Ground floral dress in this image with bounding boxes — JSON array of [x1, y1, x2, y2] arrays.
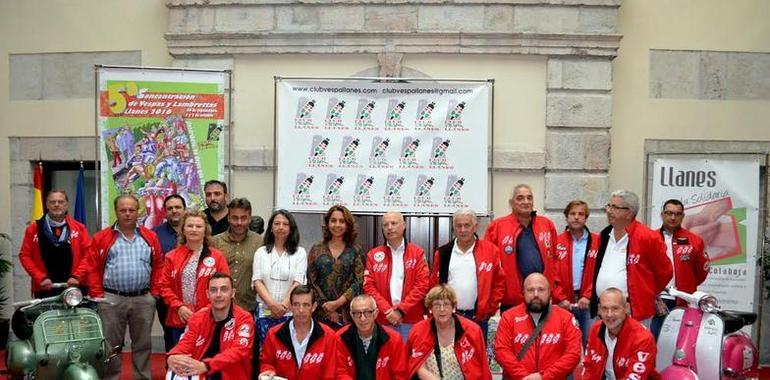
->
[[306, 242, 364, 327]]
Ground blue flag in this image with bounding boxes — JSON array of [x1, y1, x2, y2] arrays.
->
[[74, 165, 87, 224]]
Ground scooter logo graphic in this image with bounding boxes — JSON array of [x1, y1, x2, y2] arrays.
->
[[295, 97, 317, 129], [339, 136, 362, 168], [354, 99, 377, 130], [445, 100, 469, 131], [385, 100, 407, 130], [369, 136, 393, 168], [292, 173, 317, 205], [400, 137, 423, 169], [323, 173, 345, 205], [415, 100, 438, 131], [429, 138, 454, 169], [353, 175, 377, 206], [414, 175, 437, 207], [307, 135, 332, 167], [324, 98, 346, 129], [383, 175, 406, 207], [443, 175, 467, 207]]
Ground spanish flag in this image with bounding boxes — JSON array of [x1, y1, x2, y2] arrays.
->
[[31, 162, 44, 222]]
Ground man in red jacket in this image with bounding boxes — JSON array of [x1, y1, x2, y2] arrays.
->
[[650, 199, 710, 339], [494, 273, 582, 379], [432, 208, 505, 338], [334, 294, 407, 380], [260, 285, 336, 380], [89, 194, 163, 380], [590, 190, 672, 326], [582, 288, 659, 380], [363, 211, 429, 341], [554, 200, 600, 346], [484, 184, 562, 312], [19, 190, 92, 297], [167, 272, 254, 379]]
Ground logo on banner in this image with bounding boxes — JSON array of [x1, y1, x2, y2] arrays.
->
[[307, 135, 332, 167], [369, 136, 393, 168], [354, 99, 377, 130], [429, 138, 454, 169], [383, 175, 406, 207], [295, 97, 317, 129], [339, 136, 362, 167], [323, 174, 345, 205], [414, 175, 438, 207], [414, 100, 438, 131], [353, 175, 377, 206], [400, 137, 423, 168], [292, 173, 317, 205], [444, 100, 469, 131], [384, 100, 408, 130], [324, 98, 347, 129], [443, 175, 468, 207]]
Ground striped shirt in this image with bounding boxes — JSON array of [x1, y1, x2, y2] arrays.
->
[[103, 227, 152, 293]]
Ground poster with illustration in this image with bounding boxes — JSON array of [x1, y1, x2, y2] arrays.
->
[[97, 67, 229, 229], [650, 157, 759, 314]]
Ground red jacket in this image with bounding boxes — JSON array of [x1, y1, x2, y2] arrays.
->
[[19, 216, 92, 294], [167, 304, 254, 379], [484, 212, 564, 306], [591, 220, 673, 320], [431, 238, 505, 321], [260, 320, 336, 380], [657, 227, 709, 305], [89, 225, 163, 297], [553, 229, 600, 303], [406, 315, 491, 380], [334, 322, 407, 380], [582, 317, 660, 380], [363, 242, 429, 324], [494, 304, 582, 379], [160, 245, 230, 328]]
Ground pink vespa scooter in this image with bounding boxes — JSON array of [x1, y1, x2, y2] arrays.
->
[[657, 288, 759, 380]]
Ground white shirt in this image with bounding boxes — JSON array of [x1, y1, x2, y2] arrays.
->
[[252, 246, 308, 316], [604, 333, 618, 380], [596, 229, 629, 297], [289, 319, 314, 367], [448, 238, 477, 310], [661, 229, 676, 299], [388, 239, 406, 306]]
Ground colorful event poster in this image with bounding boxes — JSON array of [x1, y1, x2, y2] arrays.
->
[[97, 67, 229, 229], [275, 79, 491, 215], [650, 158, 760, 314]]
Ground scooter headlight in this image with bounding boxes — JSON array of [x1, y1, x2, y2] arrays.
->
[[699, 295, 718, 313], [63, 288, 83, 307]]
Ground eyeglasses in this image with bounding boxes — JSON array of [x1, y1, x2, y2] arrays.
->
[[351, 309, 376, 318], [605, 204, 630, 211], [431, 301, 453, 310], [662, 211, 684, 217]]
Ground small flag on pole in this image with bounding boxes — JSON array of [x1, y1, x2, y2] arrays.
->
[[74, 161, 87, 225], [31, 162, 44, 222]]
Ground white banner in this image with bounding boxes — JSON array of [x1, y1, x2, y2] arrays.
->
[[650, 157, 760, 314], [275, 79, 491, 215]]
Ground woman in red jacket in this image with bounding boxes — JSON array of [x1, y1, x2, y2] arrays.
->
[[406, 284, 492, 380], [160, 210, 230, 346]]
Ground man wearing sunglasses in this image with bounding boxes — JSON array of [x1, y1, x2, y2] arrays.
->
[[334, 294, 407, 380]]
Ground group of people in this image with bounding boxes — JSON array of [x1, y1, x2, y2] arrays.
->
[[18, 180, 710, 379]]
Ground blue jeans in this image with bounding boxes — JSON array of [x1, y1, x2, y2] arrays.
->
[[571, 306, 591, 348], [387, 323, 413, 342], [650, 298, 677, 341]]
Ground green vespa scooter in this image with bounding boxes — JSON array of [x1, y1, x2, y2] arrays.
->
[[3, 284, 118, 379]]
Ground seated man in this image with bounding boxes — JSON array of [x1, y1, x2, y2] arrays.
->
[[582, 288, 659, 380], [167, 272, 254, 379], [494, 273, 582, 379], [334, 294, 406, 380], [260, 285, 336, 380]]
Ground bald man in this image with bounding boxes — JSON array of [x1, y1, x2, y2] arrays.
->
[[363, 211, 430, 340], [494, 273, 582, 380], [582, 288, 659, 380]]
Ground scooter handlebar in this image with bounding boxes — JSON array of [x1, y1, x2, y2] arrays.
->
[[664, 288, 716, 309]]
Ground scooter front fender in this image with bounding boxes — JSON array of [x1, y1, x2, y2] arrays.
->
[[661, 365, 700, 380], [61, 362, 100, 380]]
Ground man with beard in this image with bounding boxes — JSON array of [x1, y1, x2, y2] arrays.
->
[[494, 273, 582, 380], [20, 190, 92, 297], [582, 288, 658, 380], [204, 180, 230, 235]]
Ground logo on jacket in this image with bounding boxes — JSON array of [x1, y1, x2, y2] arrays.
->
[[203, 257, 215, 267], [374, 251, 385, 262], [460, 348, 475, 364], [376, 356, 390, 369], [276, 350, 293, 361], [195, 335, 206, 347], [303, 353, 325, 365], [238, 324, 252, 337], [477, 261, 493, 273]]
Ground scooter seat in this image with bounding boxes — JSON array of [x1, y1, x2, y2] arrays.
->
[[719, 310, 757, 334]]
